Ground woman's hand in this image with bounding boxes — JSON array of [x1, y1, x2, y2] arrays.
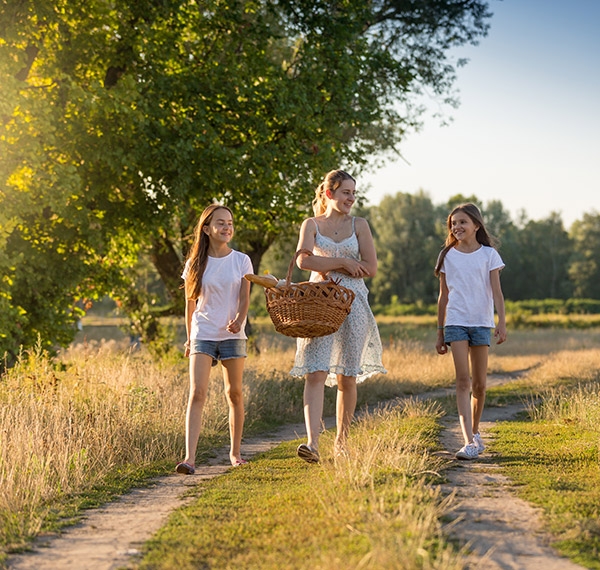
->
[[340, 258, 369, 278]]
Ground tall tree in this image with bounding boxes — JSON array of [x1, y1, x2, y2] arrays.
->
[[369, 191, 439, 305], [513, 213, 573, 300], [0, 0, 492, 352], [569, 212, 600, 299]]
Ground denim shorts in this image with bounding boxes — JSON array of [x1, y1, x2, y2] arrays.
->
[[189, 339, 247, 363], [444, 326, 492, 347]]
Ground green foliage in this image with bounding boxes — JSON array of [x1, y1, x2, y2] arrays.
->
[[505, 298, 600, 315], [368, 191, 440, 305], [0, 0, 492, 353], [569, 212, 600, 299], [372, 297, 437, 316]]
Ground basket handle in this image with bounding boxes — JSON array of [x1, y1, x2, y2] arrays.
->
[[287, 249, 313, 285]]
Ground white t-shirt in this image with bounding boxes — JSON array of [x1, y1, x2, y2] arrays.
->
[[440, 246, 505, 328], [181, 250, 253, 341]]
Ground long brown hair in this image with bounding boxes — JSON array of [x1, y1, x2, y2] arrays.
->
[[184, 204, 233, 300], [434, 203, 497, 276], [312, 169, 356, 216]]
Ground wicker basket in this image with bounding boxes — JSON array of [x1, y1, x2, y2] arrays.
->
[[264, 249, 355, 338]]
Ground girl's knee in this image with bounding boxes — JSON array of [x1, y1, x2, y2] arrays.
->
[[455, 375, 471, 391], [189, 388, 208, 405], [472, 384, 486, 399], [225, 387, 243, 406], [306, 372, 327, 387]]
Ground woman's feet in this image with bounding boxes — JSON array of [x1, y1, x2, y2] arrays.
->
[[175, 461, 195, 475], [231, 457, 248, 467]]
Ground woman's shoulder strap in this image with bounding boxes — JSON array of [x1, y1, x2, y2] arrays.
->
[[309, 217, 320, 235]]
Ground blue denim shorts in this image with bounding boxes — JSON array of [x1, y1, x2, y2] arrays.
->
[[444, 326, 492, 347], [189, 339, 247, 363]]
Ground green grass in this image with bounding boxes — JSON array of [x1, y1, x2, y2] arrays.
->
[[491, 420, 600, 568], [486, 369, 600, 569], [4, 325, 600, 568], [138, 402, 465, 570]]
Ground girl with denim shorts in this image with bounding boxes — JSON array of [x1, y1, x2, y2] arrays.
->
[[434, 203, 507, 460], [176, 205, 253, 474]]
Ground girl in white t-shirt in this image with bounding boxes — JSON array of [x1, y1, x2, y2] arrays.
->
[[434, 203, 507, 460], [176, 205, 253, 474]]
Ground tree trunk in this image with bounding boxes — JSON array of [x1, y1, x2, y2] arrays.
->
[[150, 235, 184, 305]]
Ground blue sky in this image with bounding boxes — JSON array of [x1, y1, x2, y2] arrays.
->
[[360, 0, 600, 229]]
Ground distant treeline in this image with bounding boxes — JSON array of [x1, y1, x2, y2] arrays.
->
[[259, 191, 600, 312], [369, 298, 600, 317]]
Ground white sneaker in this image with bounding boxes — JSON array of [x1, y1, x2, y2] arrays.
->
[[455, 442, 479, 460], [473, 432, 485, 453]]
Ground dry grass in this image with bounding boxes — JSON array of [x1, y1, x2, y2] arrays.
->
[[3, 325, 600, 559], [139, 398, 465, 570], [0, 341, 189, 551], [312, 399, 464, 570], [518, 348, 600, 431]]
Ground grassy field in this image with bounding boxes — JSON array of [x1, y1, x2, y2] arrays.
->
[[487, 349, 600, 569], [1, 320, 600, 567]]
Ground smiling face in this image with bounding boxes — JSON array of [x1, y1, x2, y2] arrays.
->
[[328, 178, 356, 214], [450, 209, 480, 244], [203, 207, 234, 244]]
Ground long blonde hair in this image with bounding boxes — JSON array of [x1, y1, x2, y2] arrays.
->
[[434, 203, 497, 276], [312, 170, 356, 216], [184, 204, 233, 299]]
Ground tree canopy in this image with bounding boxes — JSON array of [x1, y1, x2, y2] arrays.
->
[[1, 0, 494, 355]]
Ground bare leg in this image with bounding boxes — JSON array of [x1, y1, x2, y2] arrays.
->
[[450, 340, 473, 445], [335, 374, 357, 452], [183, 353, 213, 466], [470, 345, 489, 435], [303, 371, 327, 450], [221, 357, 246, 465]]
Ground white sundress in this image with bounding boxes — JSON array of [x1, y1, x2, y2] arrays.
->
[[289, 218, 387, 387]]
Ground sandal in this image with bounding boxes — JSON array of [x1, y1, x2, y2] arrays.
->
[[232, 458, 248, 467], [175, 462, 195, 475], [297, 444, 320, 464]]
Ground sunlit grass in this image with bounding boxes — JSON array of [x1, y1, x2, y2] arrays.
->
[[489, 348, 600, 569], [139, 400, 465, 570], [2, 323, 600, 565]]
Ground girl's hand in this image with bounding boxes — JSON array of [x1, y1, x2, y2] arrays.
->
[[494, 325, 507, 344], [435, 331, 448, 355], [227, 318, 242, 334]]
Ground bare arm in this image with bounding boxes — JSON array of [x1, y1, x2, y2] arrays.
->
[[227, 277, 251, 334], [184, 296, 196, 357], [355, 217, 377, 277], [490, 269, 507, 344], [436, 274, 449, 355], [295, 218, 370, 278]]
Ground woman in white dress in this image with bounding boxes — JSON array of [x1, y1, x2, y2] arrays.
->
[[290, 170, 386, 463]]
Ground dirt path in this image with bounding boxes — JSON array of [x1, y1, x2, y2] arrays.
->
[[6, 377, 586, 570], [408, 374, 586, 568], [438, 402, 585, 569], [6, 421, 313, 570]]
